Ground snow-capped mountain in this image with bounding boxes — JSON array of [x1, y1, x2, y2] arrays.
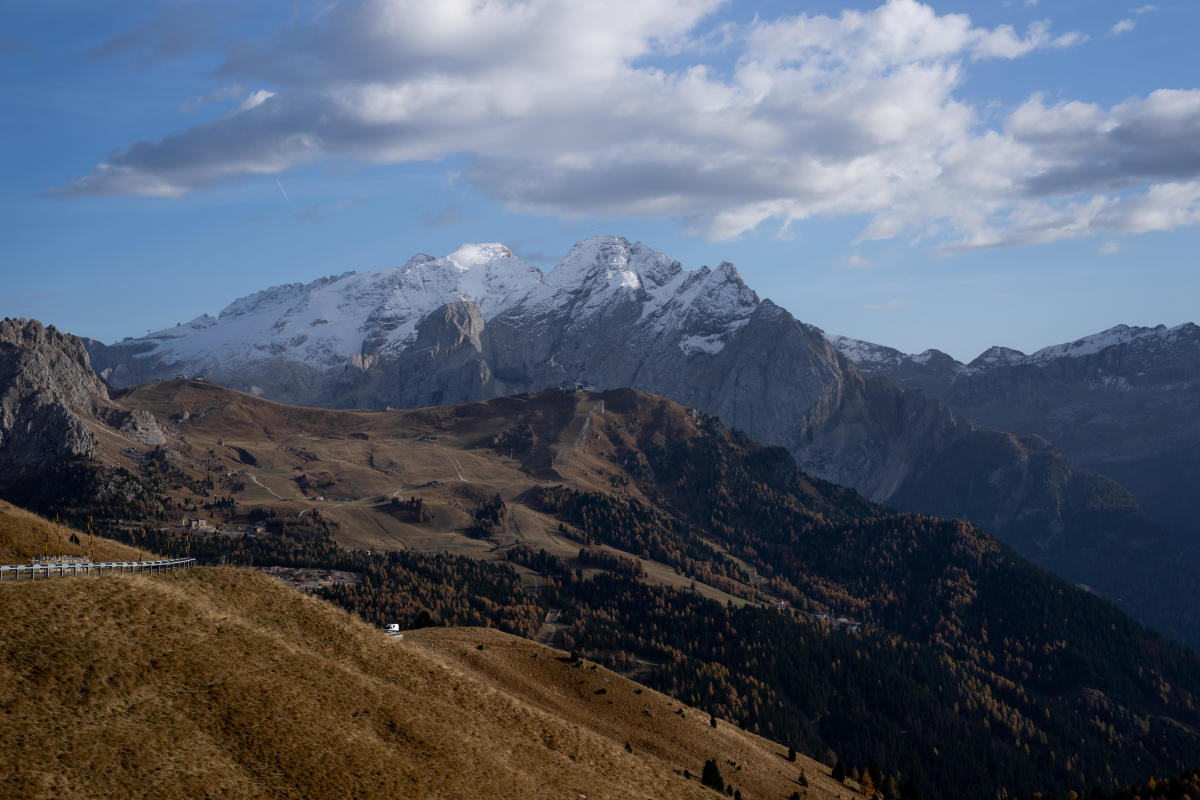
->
[[93, 237, 759, 389], [117, 243, 543, 374], [1027, 322, 1199, 361], [830, 322, 1199, 379], [828, 321, 1200, 542], [84, 235, 1189, 647]]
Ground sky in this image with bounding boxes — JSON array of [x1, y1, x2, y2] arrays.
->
[[2, 0, 1198, 361]]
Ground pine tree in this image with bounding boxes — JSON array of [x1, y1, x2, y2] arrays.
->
[[788, 745, 797, 762], [702, 758, 725, 792], [833, 760, 847, 784], [868, 761, 883, 790]]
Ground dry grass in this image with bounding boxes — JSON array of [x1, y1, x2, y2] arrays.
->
[[97, 380, 766, 604], [0, 565, 844, 800], [0, 499, 146, 564]]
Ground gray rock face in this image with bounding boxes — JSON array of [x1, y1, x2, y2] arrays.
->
[[109, 408, 166, 446], [340, 300, 497, 409], [0, 319, 171, 478], [0, 318, 109, 475]]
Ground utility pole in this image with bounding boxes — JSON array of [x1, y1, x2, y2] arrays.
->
[[88, 516, 94, 563]]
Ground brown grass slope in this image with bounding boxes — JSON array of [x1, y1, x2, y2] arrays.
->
[[0, 499, 144, 564], [0, 566, 840, 800], [98, 380, 762, 603]]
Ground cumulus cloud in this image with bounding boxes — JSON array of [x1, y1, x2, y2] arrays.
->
[[1009, 91, 1200, 195], [1110, 18, 1136, 35], [51, 0, 1200, 251]]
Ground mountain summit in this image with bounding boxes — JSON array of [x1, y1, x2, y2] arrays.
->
[[81, 238, 1185, 647]]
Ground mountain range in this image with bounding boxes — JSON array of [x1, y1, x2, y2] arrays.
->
[[828, 323, 1200, 538], [79, 236, 1196, 648], [3, 319, 1200, 800]]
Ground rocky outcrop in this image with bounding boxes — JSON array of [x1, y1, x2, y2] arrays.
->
[[0, 319, 170, 479], [339, 300, 497, 409], [0, 318, 110, 476]]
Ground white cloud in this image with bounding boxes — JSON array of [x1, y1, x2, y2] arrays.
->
[[1098, 240, 1121, 254], [1110, 18, 1136, 35], [53, 0, 1200, 253], [842, 254, 872, 268], [1133, 4, 1157, 14], [863, 299, 904, 310], [940, 182, 1200, 254], [237, 89, 275, 112]]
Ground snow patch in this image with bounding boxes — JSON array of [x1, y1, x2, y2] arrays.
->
[[679, 334, 726, 355], [1029, 323, 1184, 361]]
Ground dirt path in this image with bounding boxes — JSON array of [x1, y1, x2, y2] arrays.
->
[[247, 473, 292, 501], [409, 443, 470, 482]]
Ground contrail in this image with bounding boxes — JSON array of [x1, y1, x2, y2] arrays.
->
[[275, 178, 291, 204]]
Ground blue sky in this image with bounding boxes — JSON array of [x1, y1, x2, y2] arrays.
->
[[2, 0, 1198, 360]]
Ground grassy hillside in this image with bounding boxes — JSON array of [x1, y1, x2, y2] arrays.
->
[[4, 381, 1200, 800], [0, 566, 841, 800], [0, 499, 144, 563]]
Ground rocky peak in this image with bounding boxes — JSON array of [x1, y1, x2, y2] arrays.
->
[[546, 235, 682, 295], [443, 242, 516, 270], [1029, 321, 1199, 361], [0, 318, 113, 475], [0, 319, 169, 477], [965, 345, 1027, 372], [0, 317, 110, 411]]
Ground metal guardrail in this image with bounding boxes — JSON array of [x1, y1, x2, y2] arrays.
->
[[0, 558, 196, 580]]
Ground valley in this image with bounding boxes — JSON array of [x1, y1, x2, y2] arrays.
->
[[0, 510, 846, 800], [9, 4, 1199, 799], [4, 328, 1200, 800]]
